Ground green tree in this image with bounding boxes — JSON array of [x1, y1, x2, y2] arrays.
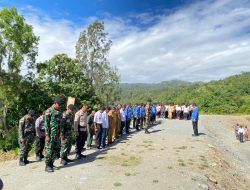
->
[[76, 21, 120, 105], [37, 54, 101, 109], [0, 7, 39, 130]]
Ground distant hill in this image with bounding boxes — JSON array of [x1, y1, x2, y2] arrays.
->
[[120, 72, 250, 114]]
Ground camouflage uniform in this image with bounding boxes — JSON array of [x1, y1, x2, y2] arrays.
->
[[60, 111, 73, 159], [18, 115, 35, 164], [44, 106, 62, 166], [145, 104, 152, 133]]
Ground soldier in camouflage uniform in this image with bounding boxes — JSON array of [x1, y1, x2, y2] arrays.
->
[[44, 97, 64, 173], [18, 110, 36, 166], [145, 102, 152, 134], [60, 104, 75, 166]]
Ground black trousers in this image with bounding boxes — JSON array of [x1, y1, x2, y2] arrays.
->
[[95, 124, 102, 148], [120, 121, 126, 135], [165, 111, 168, 119], [35, 136, 45, 156], [76, 130, 88, 155], [133, 117, 136, 128], [125, 119, 131, 134], [192, 121, 199, 136]]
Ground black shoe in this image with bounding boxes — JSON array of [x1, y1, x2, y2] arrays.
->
[[192, 134, 198, 137], [65, 157, 74, 163], [145, 129, 150, 134], [45, 165, 54, 173], [80, 153, 87, 158], [19, 158, 25, 166], [40, 154, 45, 159], [75, 154, 82, 159], [24, 157, 30, 164], [36, 155, 41, 161], [60, 159, 68, 166], [50, 163, 59, 170]]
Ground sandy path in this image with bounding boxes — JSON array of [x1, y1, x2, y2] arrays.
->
[[0, 116, 250, 190]]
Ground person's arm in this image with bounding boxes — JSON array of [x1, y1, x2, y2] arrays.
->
[[18, 118, 25, 142], [94, 112, 97, 130], [74, 112, 79, 132], [61, 113, 66, 138], [35, 118, 41, 138]]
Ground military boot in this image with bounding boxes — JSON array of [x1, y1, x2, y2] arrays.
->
[[45, 164, 54, 173], [145, 129, 150, 134], [50, 162, 59, 170], [24, 156, 30, 164], [60, 158, 68, 166], [19, 158, 25, 166], [40, 153, 45, 159], [65, 157, 74, 163]]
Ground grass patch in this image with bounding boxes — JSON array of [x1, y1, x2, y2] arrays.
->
[[223, 159, 230, 167], [153, 180, 159, 183], [107, 154, 142, 167], [174, 146, 188, 150], [168, 166, 173, 169], [113, 182, 122, 187], [0, 149, 19, 162], [178, 159, 186, 167], [148, 148, 155, 150], [31, 165, 38, 169], [125, 172, 131, 176], [179, 162, 186, 166]]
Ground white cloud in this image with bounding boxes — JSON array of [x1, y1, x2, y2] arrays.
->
[[20, 0, 250, 82]]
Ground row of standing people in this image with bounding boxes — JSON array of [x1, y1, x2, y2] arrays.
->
[[155, 103, 195, 120], [18, 98, 155, 173]]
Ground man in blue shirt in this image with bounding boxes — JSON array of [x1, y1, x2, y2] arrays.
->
[[125, 104, 132, 134], [132, 104, 138, 129], [151, 105, 157, 124], [191, 103, 199, 136]]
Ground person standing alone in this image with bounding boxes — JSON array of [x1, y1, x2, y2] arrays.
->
[[191, 103, 199, 136]]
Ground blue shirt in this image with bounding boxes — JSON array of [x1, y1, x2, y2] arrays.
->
[[191, 107, 199, 121], [133, 106, 139, 118], [140, 107, 145, 117], [151, 106, 157, 115], [125, 107, 132, 119]]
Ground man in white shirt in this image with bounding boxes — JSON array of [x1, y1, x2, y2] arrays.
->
[[238, 125, 245, 143], [183, 105, 190, 121], [74, 104, 88, 159], [120, 105, 126, 136], [94, 107, 105, 149], [101, 107, 110, 148]]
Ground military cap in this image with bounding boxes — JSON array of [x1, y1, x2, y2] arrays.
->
[[28, 110, 35, 116], [54, 97, 64, 105]]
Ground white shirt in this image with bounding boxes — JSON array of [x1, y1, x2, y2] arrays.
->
[[238, 128, 245, 134], [184, 107, 189, 113], [156, 106, 161, 112], [94, 111, 103, 124], [164, 105, 168, 111], [176, 106, 181, 111], [102, 111, 109, 128], [120, 108, 126, 122]]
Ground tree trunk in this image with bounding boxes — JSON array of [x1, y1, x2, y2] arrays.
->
[[3, 105, 8, 131]]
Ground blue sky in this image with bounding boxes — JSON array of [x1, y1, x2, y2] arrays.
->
[[1, 0, 189, 22], [1, 0, 250, 83]]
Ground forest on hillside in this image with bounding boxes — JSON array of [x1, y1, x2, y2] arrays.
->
[[121, 72, 250, 114]]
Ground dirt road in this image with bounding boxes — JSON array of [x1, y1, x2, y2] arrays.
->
[[0, 115, 250, 190]]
